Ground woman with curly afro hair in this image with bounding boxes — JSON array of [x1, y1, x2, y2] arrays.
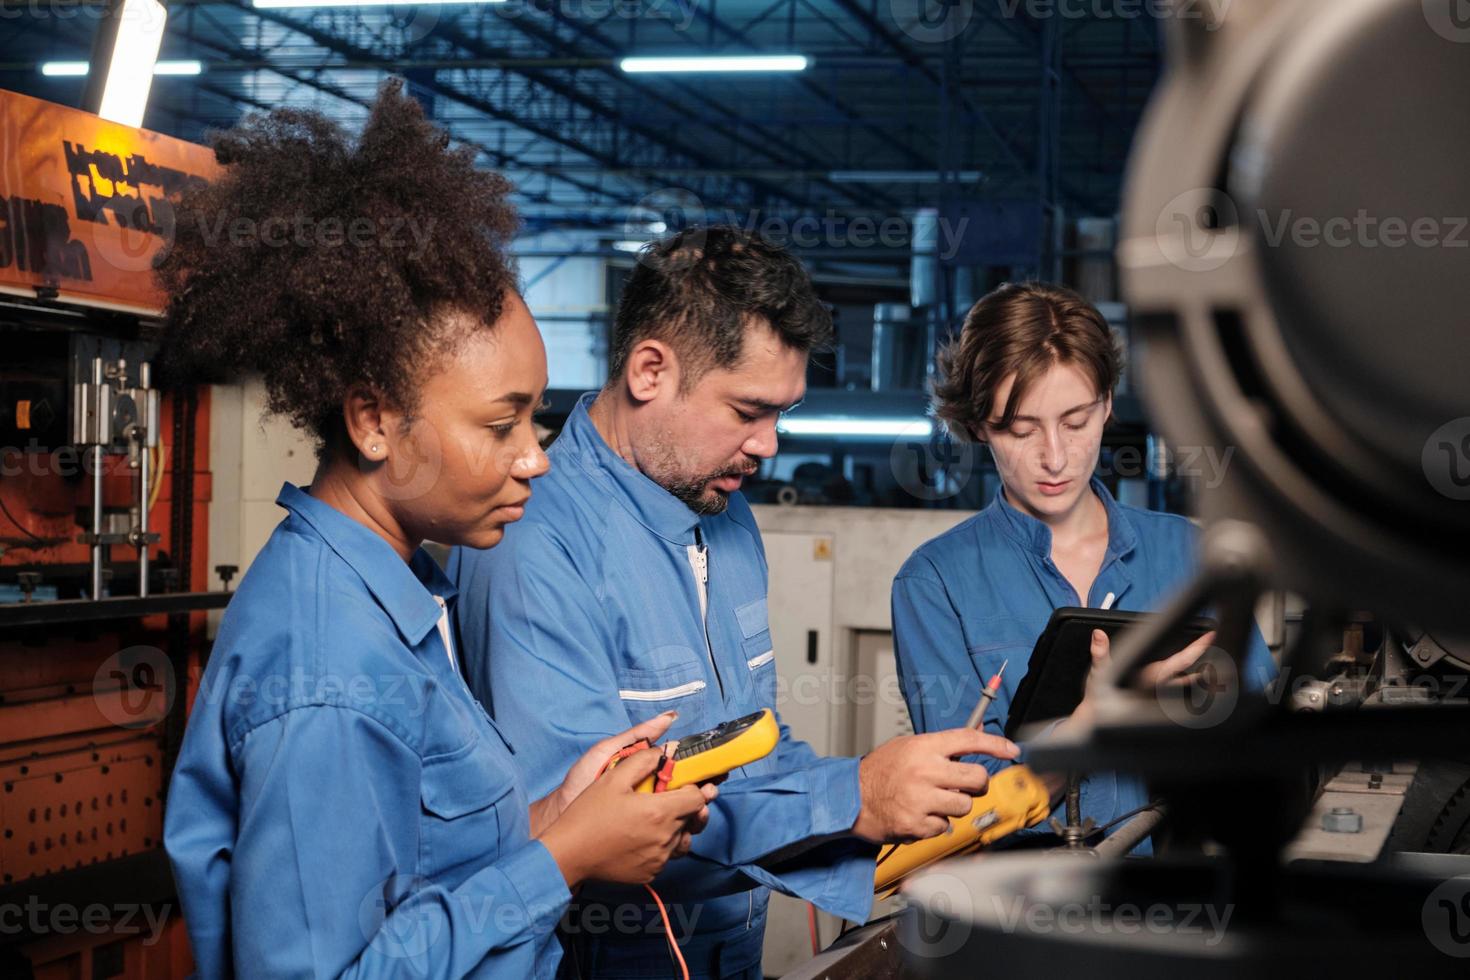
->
[[161, 79, 715, 978]]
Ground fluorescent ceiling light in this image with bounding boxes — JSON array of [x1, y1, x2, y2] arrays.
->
[[777, 418, 932, 438], [828, 170, 984, 184], [254, 0, 505, 7], [95, 0, 168, 128], [611, 240, 646, 253], [153, 60, 204, 75], [43, 59, 202, 78], [619, 55, 809, 74]]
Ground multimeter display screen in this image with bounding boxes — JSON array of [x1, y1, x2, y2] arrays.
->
[[672, 710, 768, 760]]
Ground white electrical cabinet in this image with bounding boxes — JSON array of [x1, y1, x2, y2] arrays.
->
[[751, 505, 976, 977], [760, 530, 839, 756]]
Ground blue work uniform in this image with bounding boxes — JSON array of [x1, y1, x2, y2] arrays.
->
[[449, 394, 874, 980], [891, 476, 1278, 853], [165, 483, 570, 979]]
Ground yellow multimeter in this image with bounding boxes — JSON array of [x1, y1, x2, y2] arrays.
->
[[872, 764, 1051, 897], [613, 709, 781, 794]]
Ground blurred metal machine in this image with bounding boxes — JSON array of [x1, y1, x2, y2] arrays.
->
[[0, 89, 227, 978], [891, 1, 1470, 977]]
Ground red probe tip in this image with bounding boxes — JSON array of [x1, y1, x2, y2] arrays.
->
[[986, 659, 1008, 691]]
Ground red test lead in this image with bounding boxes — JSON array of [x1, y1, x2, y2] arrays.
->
[[964, 659, 1008, 730]]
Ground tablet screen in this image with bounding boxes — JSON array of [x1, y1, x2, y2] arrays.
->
[[1003, 607, 1218, 740]]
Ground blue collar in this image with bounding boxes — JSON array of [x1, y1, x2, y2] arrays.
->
[[555, 392, 701, 544], [986, 475, 1139, 562], [275, 482, 455, 646]]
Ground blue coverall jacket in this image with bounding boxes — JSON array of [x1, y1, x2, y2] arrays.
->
[[166, 484, 570, 978], [891, 476, 1277, 852], [450, 394, 876, 980]]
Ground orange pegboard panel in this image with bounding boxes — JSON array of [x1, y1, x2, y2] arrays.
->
[[0, 736, 164, 885]]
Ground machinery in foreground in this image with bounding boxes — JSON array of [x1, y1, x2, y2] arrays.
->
[[792, 1, 1470, 975]]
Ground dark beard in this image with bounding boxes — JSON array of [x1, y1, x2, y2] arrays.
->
[[662, 474, 734, 515], [657, 460, 757, 515]]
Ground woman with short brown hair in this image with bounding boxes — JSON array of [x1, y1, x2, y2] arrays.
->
[[891, 281, 1275, 853]]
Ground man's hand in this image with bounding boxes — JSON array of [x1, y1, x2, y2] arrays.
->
[[851, 729, 1020, 843]]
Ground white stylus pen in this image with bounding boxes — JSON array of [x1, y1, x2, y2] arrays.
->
[[1100, 591, 1116, 610]]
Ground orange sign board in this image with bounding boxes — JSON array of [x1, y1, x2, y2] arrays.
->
[[0, 87, 219, 316]]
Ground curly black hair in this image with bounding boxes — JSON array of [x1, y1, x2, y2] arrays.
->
[[155, 78, 518, 454]]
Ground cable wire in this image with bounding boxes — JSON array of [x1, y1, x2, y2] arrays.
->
[[0, 487, 47, 546], [1089, 799, 1165, 838]]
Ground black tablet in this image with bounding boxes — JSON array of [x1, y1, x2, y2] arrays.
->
[[1002, 606, 1218, 740]]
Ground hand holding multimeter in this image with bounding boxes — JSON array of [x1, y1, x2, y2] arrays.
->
[[537, 711, 720, 887], [606, 708, 781, 792], [870, 667, 1050, 895], [542, 748, 712, 884], [592, 709, 781, 980]]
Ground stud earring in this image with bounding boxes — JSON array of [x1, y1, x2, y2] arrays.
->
[[370, 444, 380, 453]]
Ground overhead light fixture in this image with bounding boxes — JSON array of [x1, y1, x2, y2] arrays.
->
[[828, 170, 984, 184], [254, 0, 505, 7], [40, 62, 92, 77], [619, 55, 809, 74], [43, 59, 202, 77], [776, 418, 933, 438], [80, 0, 169, 128], [153, 60, 204, 75], [611, 240, 647, 253]]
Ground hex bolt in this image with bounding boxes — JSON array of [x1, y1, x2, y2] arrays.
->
[[17, 572, 41, 603], [1322, 806, 1362, 833]]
